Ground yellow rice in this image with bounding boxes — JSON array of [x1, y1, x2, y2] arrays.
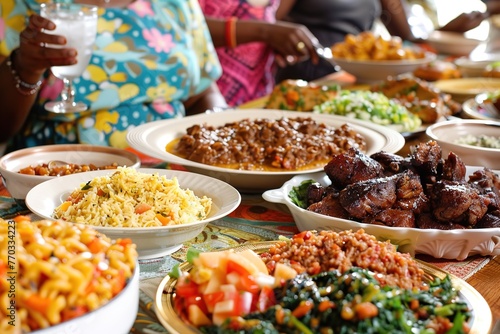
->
[[53, 167, 212, 227]]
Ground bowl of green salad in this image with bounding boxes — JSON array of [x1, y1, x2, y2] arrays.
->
[[426, 119, 500, 169]]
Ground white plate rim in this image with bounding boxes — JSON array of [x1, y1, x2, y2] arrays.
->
[[462, 98, 500, 121], [332, 52, 436, 66], [434, 78, 500, 95], [126, 109, 405, 176]]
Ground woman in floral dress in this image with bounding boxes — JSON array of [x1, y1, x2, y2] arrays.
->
[[0, 0, 227, 153]]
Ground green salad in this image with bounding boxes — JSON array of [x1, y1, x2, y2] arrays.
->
[[314, 90, 422, 132]]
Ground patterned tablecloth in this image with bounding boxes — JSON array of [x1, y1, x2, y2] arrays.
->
[[0, 171, 493, 334]]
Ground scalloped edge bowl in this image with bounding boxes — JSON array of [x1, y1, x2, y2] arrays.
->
[[262, 169, 500, 260]]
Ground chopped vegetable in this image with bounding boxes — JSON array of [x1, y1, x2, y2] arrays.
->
[[314, 90, 422, 131], [288, 179, 316, 209]]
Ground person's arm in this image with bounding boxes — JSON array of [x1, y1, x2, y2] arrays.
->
[[379, 0, 418, 42], [183, 83, 228, 116], [438, 11, 488, 33], [276, 0, 297, 20], [486, 0, 500, 15], [204, 17, 320, 66], [0, 15, 78, 143]]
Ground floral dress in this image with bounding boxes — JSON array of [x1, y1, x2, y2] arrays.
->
[[0, 0, 222, 152], [198, 0, 279, 107]]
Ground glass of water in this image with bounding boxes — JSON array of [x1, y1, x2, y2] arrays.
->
[[40, 3, 98, 114]]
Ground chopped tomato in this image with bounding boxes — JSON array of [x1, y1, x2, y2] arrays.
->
[[185, 295, 209, 315], [227, 260, 251, 277], [256, 285, 276, 312], [96, 188, 105, 196], [176, 276, 200, 298], [239, 274, 260, 294], [203, 291, 225, 312]]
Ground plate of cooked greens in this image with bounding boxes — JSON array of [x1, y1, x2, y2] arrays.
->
[[155, 240, 492, 334]]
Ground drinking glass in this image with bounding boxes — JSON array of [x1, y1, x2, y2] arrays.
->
[[40, 3, 98, 114]]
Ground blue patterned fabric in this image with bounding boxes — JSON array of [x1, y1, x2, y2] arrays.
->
[[0, 0, 222, 151]]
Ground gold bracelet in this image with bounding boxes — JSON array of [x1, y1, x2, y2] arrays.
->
[[5, 51, 42, 96]]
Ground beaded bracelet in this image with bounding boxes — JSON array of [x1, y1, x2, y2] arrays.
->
[[225, 17, 237, 48], [6, 52, 42, 96]]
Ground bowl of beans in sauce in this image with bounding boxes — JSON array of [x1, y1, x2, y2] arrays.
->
[[0, 144, 140, 205]]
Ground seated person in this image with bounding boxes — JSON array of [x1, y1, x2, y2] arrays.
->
[[0, 0, 227, 154]]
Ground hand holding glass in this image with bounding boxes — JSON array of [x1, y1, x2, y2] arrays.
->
[[40, 3, 98, 114]]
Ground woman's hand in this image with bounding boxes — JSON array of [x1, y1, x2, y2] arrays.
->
[[16, 14, 78, 81], [439, 11, 488, 33], [261, 21, 321, 67]]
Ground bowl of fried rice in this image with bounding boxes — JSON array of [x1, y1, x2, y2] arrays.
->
[[25, 167, 241, 259]]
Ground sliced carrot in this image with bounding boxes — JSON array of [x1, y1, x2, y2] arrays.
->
[[156, 213, 172, 226], [0, 260, 7, 276], [134, 203, 152, 214], [58, 201, 72, 212], [13, 215, 31, 223], [61, 306, 88, 321], [117, 238, 133, 247], [24, 294, 51, 315], [87, 237, 104, 254], [111, 269, 126, 296], [292, 300, 314, 318]]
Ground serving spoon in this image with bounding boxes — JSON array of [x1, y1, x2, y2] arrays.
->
[[315, 45, 342, 72], [47, 160, 71, 169]]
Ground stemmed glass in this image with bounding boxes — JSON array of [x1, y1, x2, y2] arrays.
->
[[40, 3, 98, 114]]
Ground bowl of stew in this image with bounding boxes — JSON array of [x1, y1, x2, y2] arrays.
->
[[0, 144, 140, 204]]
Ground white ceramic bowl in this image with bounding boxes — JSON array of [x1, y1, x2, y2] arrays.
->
[[426, 31, 482, 56], [126, 109, 405, 193], [25, 168, 241, 259], [262, 169, 500, 260], [0, 144, 141, 203], [425, 119, 500, 169], [35, 265, 139, 334], [454, 58, 497, 77], [332, 52, 436, 84]]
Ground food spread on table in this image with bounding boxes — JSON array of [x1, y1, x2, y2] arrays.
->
[[2, 25, 500, 334], [170, 230, 471, 333]]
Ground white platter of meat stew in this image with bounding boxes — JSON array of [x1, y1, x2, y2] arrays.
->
[[263, 143, 500, 260], [126, 109, 404, 192]]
